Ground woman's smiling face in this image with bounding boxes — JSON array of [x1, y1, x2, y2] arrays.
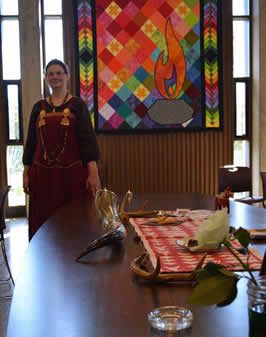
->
[[45, 64, 69, 90]]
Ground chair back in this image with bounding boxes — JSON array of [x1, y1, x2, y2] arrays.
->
[[260, 172, 266, 206], [218, 166, 252, 193], [0, 186, 11, 235]]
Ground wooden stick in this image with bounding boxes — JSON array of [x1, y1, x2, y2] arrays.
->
[[130, 253, 207, 282]]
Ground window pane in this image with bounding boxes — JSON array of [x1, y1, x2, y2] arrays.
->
[[6, 145, 25, 207], [7, 84, 20, 140], [1, 19, 21, 79], [233, 20, 250, 77], [235, 82, 246, 136], [43, 0, 62, 15], [0, 0, 18, 15], [233, 140, 250, 166], [44, 19, 64, 64], [232, 0, 249, 16]]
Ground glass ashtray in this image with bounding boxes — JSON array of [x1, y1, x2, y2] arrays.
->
[[147, 306, 193, 332]]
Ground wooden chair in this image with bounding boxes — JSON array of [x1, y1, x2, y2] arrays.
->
[[0, 185, 15, 297], [260, 171, 266, 208], [218, 166, 264, 205]]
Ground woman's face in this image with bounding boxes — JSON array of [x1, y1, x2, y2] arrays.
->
[[45, 64, 69, 90]]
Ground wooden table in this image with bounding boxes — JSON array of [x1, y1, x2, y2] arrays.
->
[[7, 193, 266, 337]]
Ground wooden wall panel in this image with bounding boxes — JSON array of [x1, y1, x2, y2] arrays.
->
[[97, 129, 233, 195], [93, 4, 234, 196]]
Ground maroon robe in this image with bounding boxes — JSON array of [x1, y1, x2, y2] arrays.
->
[[28, 107, 88, 239]]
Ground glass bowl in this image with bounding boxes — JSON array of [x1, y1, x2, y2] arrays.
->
[[147, 306, 193, 332]]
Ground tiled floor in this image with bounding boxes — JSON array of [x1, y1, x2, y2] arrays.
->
[[0, 218, 28, 337]]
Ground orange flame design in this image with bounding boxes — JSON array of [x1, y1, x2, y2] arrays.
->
[[154, 19, 186, 99]]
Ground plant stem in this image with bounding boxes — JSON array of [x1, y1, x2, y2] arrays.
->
[[223, 240, 258, 285]]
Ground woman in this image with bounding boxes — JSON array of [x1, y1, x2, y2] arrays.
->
[[23, 59, 100, 239]]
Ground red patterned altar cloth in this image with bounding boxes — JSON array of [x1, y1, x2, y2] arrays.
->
[[130, 209, 262, 274]]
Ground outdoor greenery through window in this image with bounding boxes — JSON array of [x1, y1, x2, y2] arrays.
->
[[6, 146, 24, 206]]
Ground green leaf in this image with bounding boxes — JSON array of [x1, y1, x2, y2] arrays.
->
[[204, 262, 226, 274], [218, 268, 238, 279], [194, 263, 231, 281], [229, 226, 235, 234], [234, 227, 250, 248], [187, 274, 237, 306], [194, 268, 212, 280], [217, 279, 239, 307]]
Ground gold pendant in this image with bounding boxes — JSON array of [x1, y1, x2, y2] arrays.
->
[[40, 110, 46, 118], [38, 109, 47, 128], [44, 151, 47, 160], [38, 118, 46, 128], [60, 108, 71, 126], [63, 108, 70, 116], [61, 117, 70, 126]]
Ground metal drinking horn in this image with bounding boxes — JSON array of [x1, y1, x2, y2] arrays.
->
[[76, 189, 127, 261]]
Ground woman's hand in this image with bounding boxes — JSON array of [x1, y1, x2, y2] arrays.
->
[[86, 161, 101, 197], [86, 174, 101, 197], [23, 166, 31, 194]]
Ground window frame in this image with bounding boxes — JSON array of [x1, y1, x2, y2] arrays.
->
[[0, 4, 25, 214], [39, 0, 64, 96], [232, 0, 252, 164], [3, 80, 23, 144], [233, 77, 250, 139]]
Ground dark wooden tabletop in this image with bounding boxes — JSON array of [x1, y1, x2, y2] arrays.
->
[[7, 193, 266, 337]]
